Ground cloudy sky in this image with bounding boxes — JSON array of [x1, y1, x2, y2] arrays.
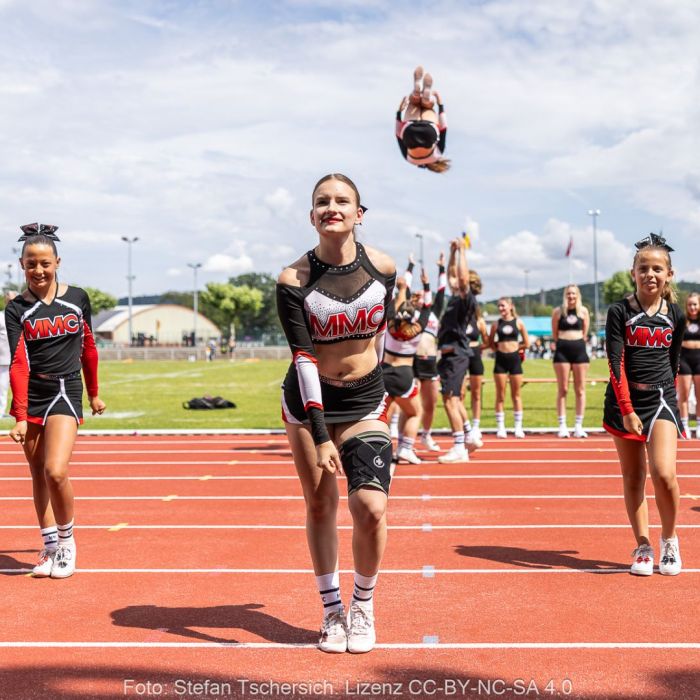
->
[[1, 0, 698, 301]]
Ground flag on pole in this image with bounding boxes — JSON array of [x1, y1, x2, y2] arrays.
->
[[565, 235, 573, 258], [461, 231, 471, 249]]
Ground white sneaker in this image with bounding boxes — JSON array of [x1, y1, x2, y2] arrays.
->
[[573, 427, 588, 438], [347, 602, 376, 654], [465, 434, 483, 452], [438, 446, 469, 463], [496, 428, 507, 439], [32, 548, 56, 577], [420, 434, 441, 452], [659, 538, 682, 576], [50, 543, 76, 579], [319, 610, 347, 653], [397, 447, 422, 465], [630, 544, 654, 576], [470, 427, 482, 442], [557, 427, 570, 438], [514, 428, 525, 439]]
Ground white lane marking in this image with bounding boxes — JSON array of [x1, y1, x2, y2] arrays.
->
[[1, 642, 700, 649], [1, 524, 699, 530], [4, 567, 700, 574]]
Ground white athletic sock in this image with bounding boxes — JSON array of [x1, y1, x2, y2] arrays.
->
[[40, 525, 58, 552], [463, 420, 472, 434], [390, 413, 399, 430], [452, 431, 465, 447], [57, 520, 74, 547], [681, 417, 689, 435], [399, 436, 415, 452], [472, 419, 480, 429], [514, 411, 523, 430], [316, 571, 343, 616], [352, 572, 378, 610], [558, 415, 567, 427], [495, 412, 505, 430]]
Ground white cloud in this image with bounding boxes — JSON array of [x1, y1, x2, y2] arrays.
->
[[204, 253, 254, 275], [264, 187, 295, 215], [166, 268, 182, 277]]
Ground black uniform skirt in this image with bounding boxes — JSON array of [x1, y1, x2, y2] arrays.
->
[[27, 373, 84, 426], [603, 382, 684, 442], [413, 355, 439, 381], [553, 339, 590, 364], [281, 364, 388, 426], [381, 363, 418, 399]]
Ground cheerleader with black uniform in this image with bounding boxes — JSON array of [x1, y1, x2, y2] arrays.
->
[[462, 272, 487, 443], [276, 174, 395, 653], [5, 224, 105, 579], [551, 285, 591, 438], [604, 234, 685, 576], [488, 297, 529, 438], [677, 292, 700, 439]]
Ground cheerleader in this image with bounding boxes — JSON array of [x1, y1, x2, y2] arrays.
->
[[5, 224, 105, 579], [603, 234, 685, 576], [488, 298, 529, 438], [277, 174, 395, 653], [551, 285, 591, 438], [678, 292, 700, 439]]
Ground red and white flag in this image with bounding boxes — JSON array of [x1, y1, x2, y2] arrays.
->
[[565, 236, 573, 257]]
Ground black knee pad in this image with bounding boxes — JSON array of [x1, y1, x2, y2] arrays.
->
[[339, 431, 393, 496]]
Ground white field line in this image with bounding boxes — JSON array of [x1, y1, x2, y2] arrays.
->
[[7, 460, 700, 467], [1, 641, 699, 649], [2, 474, 700, 482], [2, 567, 700, 574], [1, 523, 699, 530], [2, 494, 700, 501]]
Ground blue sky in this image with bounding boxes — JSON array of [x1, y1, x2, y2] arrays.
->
[[1, 0, 698, 300]]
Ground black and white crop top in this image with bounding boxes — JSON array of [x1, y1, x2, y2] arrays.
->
[[683, 316, 700, 342], [558, 308, 584, 332], [495, 317, 519, 343], [276, 242, 396, 445]]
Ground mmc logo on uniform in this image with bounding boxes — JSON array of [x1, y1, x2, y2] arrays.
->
[[25, 314, 81, 340], [625, 325, 673, 348], [310, 304, 384, 339]]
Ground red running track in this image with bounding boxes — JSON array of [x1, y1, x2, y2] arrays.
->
[[1, 433, 699, 699]]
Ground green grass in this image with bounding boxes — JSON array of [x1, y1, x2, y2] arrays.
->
[[0, 358, 610, 430]]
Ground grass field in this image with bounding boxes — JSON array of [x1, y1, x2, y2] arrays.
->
[[1, 358, 611, 431]]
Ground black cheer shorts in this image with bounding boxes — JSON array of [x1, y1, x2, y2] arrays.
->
[[27, 374, 84, 426], [438, 353, 470, 397], [413, 355, 439, 381], [281, 364, 388, 426], [553, 339, 590, 364], [468, 348, 484, 377], [679, 348, 700, 376], [493, 351, 523, 375], [402, 120, 439, 149], [381, 363, 418, 399], [603, 383, 684, 442]]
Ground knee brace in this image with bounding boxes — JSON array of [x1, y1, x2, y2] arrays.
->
[[339, 431, 393, 496]]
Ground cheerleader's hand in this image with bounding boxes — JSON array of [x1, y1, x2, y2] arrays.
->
[[316, 441, 344, 476], [90, 396, 107, 415], [9, 420, 27, 445], [623, 412, 643, 437]]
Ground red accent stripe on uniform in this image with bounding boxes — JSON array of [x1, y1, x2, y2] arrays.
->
[[603, 422, 646, 442], [81, 319, 99, 397], [608, 351, 633, 416], [293, 350, 317, 364], [9, 334, 29, 421], [304, 401, 324, 412]]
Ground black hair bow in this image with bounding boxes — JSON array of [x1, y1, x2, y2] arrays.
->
[[634, 232, 673, 252]]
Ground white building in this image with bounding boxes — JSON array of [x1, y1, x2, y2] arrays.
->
[[93, 304, 220, 345]]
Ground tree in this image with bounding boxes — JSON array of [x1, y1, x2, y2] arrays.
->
[[602, 271, 635, 305], [84, 287, 118, 315], [199, 283, 263, 338], [229, 273, 281, 337]]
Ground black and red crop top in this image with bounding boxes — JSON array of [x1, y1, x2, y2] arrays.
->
[[276, 242, 396, 444], [558, 308, 584, 332], [4, 286, 99, 421]]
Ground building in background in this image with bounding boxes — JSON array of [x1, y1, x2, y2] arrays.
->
[[93, 304, 220, 346]]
